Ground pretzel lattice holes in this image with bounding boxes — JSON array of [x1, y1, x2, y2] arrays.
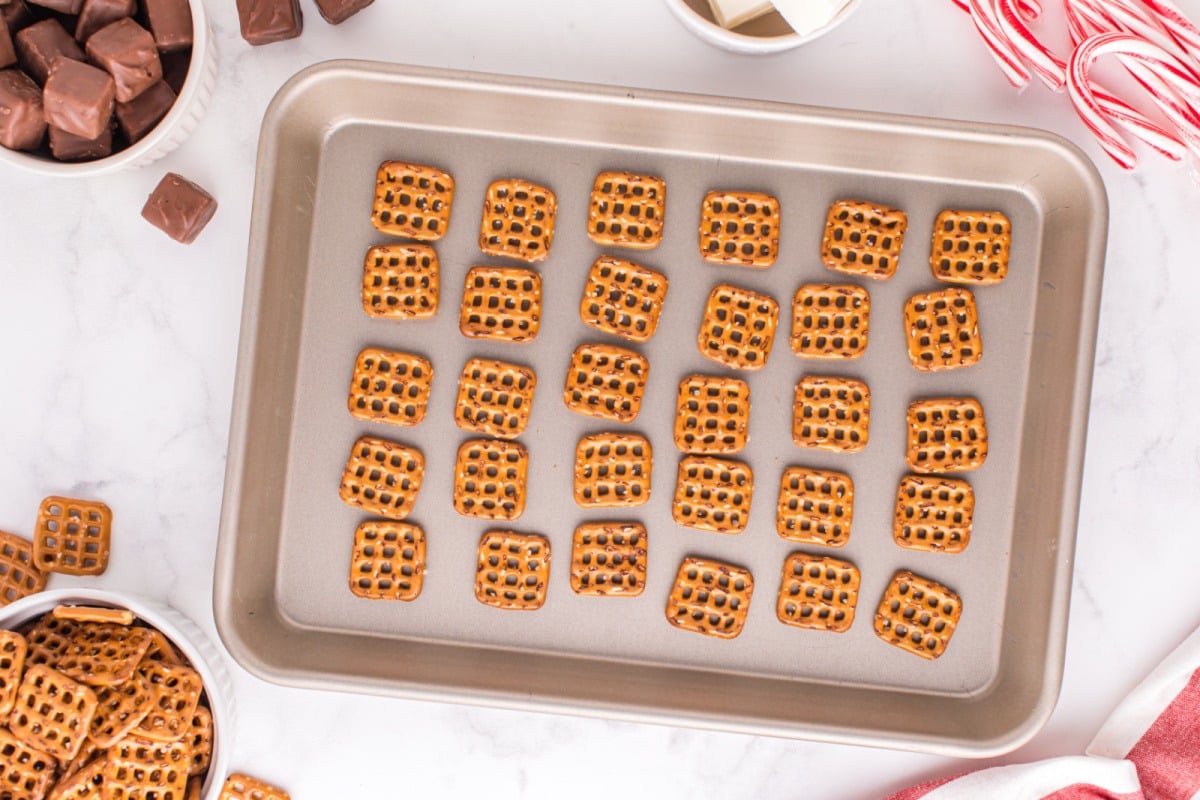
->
[[588, 171, 666, 249], [791, 283, 870, 359], [338, 436, 425, 520], [453, 439, 529, 521], [562, 344, 649, 423], [371, 161, 455, 241], [820, 199, 907, 280], [903, 287, 982, 372], [696, 283, 780, 371], [578, 255, 668, 342], [874, 570, 963, 660], [931, 209, 1011, 284], [574, 433, 652, 508], [671, 456, 754, 535], [792, 376, 871, 454], [361, 243, 439, 319], [454, 357, 537, 439], [665, 557, 755, 639], [570, 522, 647, 597], [894, 475, 975, 553], [349, 520, 426, 601], [775, 467, 854, 547], [479, 178, 557, 262], [459, 266, 542, 343], [905, 397, 989, 473], [474, 531, 551, 610], [698, 190, 780, 267], [347, 347, 433, 427], [776, 553, 860, 633], [673, 375, 750, 455]]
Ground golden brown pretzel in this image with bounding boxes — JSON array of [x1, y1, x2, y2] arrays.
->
[[777, 553, 860, 633], [775, 466, 854, 547], [347, 347, 433, 427], [371, 161, 455, 240], [562, 343, 649, 423], [698, 190, 780, 267], [573, 433, 652, 508], [792, 376, 871, 453], [671, 455, 754, 535], [569, 522, 647, 597], [790, 283, 870, 359], [673, 375, 750, 455], [348, 520, 426, 601], [588, 171, 666, 249], [361, 243, 439, 319], [874, 570, 963, 660], [930, 209, 1011, 284], [578, 255, 668, 342], [697, 283, 780, 370], [903, 287, 982, 371], [479, 178, 557, 262], [665, 557, 755, 639], [459, 265, 542, 343], [452, 439, 528, 521], [820, 199, 907, 280], [474, 530, 551, 610]]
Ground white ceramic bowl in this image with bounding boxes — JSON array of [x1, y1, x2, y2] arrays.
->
[[663, 0, 863, 54], [0, 0, 217, 177], [0, 588, 234, 799]]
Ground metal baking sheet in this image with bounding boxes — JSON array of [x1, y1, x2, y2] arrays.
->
[[215, 61, 1106, 756]]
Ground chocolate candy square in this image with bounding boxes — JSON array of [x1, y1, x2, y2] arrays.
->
[[75, 0, 134, 43], [29, 0, 84, 15], [159, 47, 187, 92], [0, 68, 45, 149], [0, 14, 16, 69], [85, 18, 160, 102], [236, 0, 302, 45], [114, 77, 171, 140], [314, 0, 372, 24], [15, 18, 83, 83], [43, 57, 113, 139], [142, 172, 217, 244], [142, 0, 192, 51], [2, 3, 36, 35], [48, 120, 111, 159]]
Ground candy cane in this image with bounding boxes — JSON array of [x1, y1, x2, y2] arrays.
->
[[1072, 0, 1200, 75], [996, 0, 1067, 89], [968, 0, 1036, 85]]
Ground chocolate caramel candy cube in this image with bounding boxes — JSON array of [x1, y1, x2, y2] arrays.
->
[[0, 13, 16, 69], [160, 47, 188, 92], [0, 68, 45, 149], [15, 18, 83, 84], [236, 0, 302, 45], [43, 57, 114, 139], [85, 18, 160, 102], [142, 0, 192, 51], [75, 0, 135, 44], [114, 77, 172, 141], [314, 0, 372, 24], [28, 0, 84, 15], [48, 120, 111, 159], [142, 172, 217, 244], [1, 3, 36, 36]]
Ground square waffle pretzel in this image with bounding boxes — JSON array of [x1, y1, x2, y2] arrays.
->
[[9, 664, 98, 761], [186, 707, 212, 776], [33, 496, 111, 576], [904, 287, 982, 371], [790, 283, 871, 360], [459, 265, 543, 343], [776, 553, 861, 633], [569, 522, 647, 597], [906, 397, 989, 473], [361, 243, 439, 320], [673, 375, 751, 455], [56, 623, 153, 687], [135, 661, 202, 743], [370, 161, 454, 240], [672, 455, 754, 535], [452, 439, 528, 521], [696, 283, 780, 371], [48, 756, 103, 799], [665, 557, 755, 639], [894, 474, 975, 553], [348, 520, 426, 601], [0, 728, 56, 799], [479, 178, 557, 262], [454, 357, 537, 439], [338, 436, 426, 520], [89, 669, 153, 748], [587, 171, 666, 249], [820, 199, 908, 280], [792, 376, 871, 453], [0, 530, 44, 605], [347, 347, 433, 427], [104, 735, 190, 799], [698, 190, 780, 267], [578, 255, 669, 343], [874, 570, 963, 660], [219, 773, 290, 800], [562, 344, 649, 423], [474, 531, 551, 610], [931, 209, 1011, 284], [0, 631, 25, 717], [24, 614, 75, 667], [775, 467, 854, 547], [573, 433, 652, 508]]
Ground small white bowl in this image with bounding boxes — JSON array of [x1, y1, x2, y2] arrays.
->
[[0, 588, 234, 799], [0, 0, 217, 177], [663, 0, 863, 54]]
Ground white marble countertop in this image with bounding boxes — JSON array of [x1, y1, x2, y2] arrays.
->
[[2, 0, 1199, 797]]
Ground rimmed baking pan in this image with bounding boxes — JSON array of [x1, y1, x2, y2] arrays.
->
[[215, 60, 1106, 756]]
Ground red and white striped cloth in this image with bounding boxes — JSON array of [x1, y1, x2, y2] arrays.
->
[[887, 624, 1200, 799]]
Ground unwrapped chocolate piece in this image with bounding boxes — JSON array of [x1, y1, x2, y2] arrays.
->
[[28, 0, 84, 15], [85, 18, 160, 102], [0, 15, 17, 69], [15, 18, 83, 83], [75, 0, 135, 43], [141, 172, 217, 243], [48, 121, 111, 159], [43, 57, 114, 139], [142, 0, 192, 51], [159, 47, 188, 92], [0, 68, 45, 149], [314, 0, 372, 24], [236, 0, 302, 45], [114, 77, 171, 141], [2, 3, 36, 35]]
